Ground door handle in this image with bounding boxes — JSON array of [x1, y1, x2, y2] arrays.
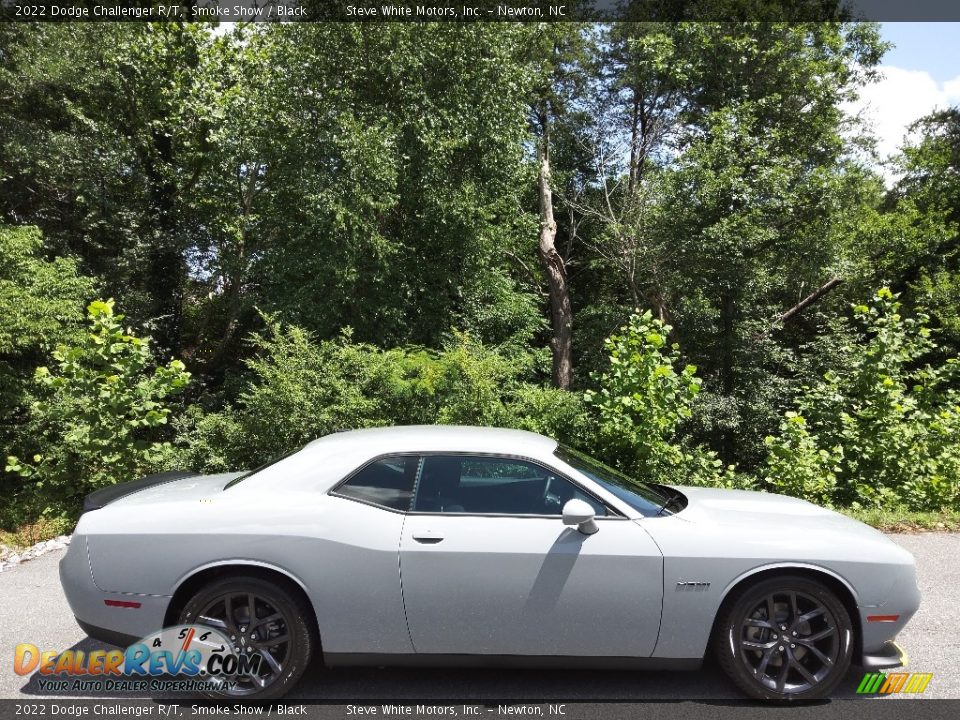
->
[[413, 535, 444, 544]]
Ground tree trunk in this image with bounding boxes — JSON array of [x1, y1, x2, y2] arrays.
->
[[628, 92, 640, 195], [144, 128, 184, 358], [537, 118, 573, 390]]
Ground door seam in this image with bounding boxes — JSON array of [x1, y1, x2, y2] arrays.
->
[[398, 456, 424, 653]]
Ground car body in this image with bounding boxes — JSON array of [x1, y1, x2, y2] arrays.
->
[[60, 425, 920, 700]]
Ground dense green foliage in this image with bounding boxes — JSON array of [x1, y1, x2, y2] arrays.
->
[[2, 22, 960, 532], [172, 317, 588, 473], [765, 289, 960, 510], [5, 301, 190, 519], [0, 225, 95, 512], [878, 109, 960, 354], [585, 311, 732, 487]]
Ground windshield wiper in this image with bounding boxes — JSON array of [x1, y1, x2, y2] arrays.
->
[[656, 487, 685, 516]]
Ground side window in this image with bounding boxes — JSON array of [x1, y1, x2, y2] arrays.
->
[[413, 455, 606, 516], [336, 456, 417, 511]]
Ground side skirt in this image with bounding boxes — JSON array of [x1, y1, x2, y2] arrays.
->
[[324, 653, 702, 671]]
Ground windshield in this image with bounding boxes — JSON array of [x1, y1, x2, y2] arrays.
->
[[554, 445, 676, 517], [223, 445, 302, 489]]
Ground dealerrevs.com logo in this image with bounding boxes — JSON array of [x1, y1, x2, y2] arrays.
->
[[856, 672, 934, 695], [14, 625, 262, 693]]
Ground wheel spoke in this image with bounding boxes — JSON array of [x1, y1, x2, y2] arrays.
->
[[252, 633, 289, 649], [247, 594, 257, 627], [789, 652, 817, 686], [197, 615, 228, 630], [756, 647, 776, 677], [766, 595, 777, 624], [744, 617, 774, 629], [798, 626, 836, 643], [776, 653, 790, 691], [259, 648, 283, 675], [252, 612, 283, 631], [789, 592, 799, 621], [798, 607, 825, 624], [742, 639, 776, 650], [224, 595, 238, 632], [798, 641, 833, 666]]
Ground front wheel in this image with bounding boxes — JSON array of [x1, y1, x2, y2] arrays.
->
[[178, 575, 315, 700], [715, 575, 854, 701]]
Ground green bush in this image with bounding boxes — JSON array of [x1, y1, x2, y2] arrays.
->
[[765, 288, 960, 510], [584, 310, 745, 488], [5, 300, 190, 517], [1, 225, 95, 525], [173, 317, 592, 472]]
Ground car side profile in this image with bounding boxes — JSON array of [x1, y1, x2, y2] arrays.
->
[[60, 425, 920, 701]]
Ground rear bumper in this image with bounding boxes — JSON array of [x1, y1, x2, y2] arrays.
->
[[75, 619, 138, 649], [59, 535, 170, 642], [860, 640, 908, 670]]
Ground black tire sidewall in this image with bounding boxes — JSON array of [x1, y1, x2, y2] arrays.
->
[[178, 575, 314, 700], [715, 575, 854, 701]]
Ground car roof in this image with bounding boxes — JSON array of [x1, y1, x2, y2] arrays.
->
[[305, 424, 557, 456], [235, 425, 561, 492]]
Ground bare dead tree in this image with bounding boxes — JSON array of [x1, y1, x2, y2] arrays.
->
[[537, 110, 574, 390]]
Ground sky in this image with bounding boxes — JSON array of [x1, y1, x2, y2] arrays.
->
[[852, 23, 960, 179]]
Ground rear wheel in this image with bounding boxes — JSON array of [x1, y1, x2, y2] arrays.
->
[[715, 575, 854, 701], [178, 575, 314, 700]]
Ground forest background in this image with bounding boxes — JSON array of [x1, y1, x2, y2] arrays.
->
[[3, 17, 960, 543]]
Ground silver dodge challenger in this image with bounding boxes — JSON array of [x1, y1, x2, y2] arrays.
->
[[60, 425, 920, 701]]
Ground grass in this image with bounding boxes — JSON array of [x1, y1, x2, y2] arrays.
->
[[0, 515, 73, 554], [843, 506, 960, 533]]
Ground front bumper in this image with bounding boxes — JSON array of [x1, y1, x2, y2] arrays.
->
[[861, 640, 908, 670]]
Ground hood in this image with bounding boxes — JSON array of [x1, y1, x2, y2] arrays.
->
[[668, 485, 889, 543]]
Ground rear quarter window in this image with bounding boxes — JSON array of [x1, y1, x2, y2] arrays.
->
[[335, 456, 417, 511]]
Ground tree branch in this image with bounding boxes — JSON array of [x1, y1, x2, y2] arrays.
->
[[756, 276, 844, 339]]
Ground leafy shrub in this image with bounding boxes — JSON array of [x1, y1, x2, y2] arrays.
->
[[0, 515, 73, 551], [5, 300, 190, 517], [584, 310, 745, 488], [173, 317, 592, 472], [0, 226, 95, 359], [0, 225, 95, 525], [764, 413, 840, 506], [764, 288, 960, 510]]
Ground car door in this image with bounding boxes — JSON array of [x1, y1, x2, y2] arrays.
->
[[399, 454, 664, 657]]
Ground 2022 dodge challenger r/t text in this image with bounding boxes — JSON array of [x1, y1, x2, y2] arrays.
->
[[60, 425, 920, 701]]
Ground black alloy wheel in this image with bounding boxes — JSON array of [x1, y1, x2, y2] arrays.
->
[[179, 575, 314, 700], [715, 575, 854, 701]]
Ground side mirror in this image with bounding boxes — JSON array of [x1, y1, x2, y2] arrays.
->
[[562, 498, 599, 535]]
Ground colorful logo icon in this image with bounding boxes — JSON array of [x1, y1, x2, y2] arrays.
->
[[15, 624, 261, 691], [856, 672, 933, 695]]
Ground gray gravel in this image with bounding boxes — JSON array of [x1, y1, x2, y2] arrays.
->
[[0, 535, 70, 573], [1, 534, 957, 700]]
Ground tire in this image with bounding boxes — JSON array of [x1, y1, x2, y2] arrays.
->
[[178, 575, 315, 700], [714, 575, 854, 701]]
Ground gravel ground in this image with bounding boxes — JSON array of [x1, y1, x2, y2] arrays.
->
[[0, 535, 70, 573], [0, 534, 957, 701]]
